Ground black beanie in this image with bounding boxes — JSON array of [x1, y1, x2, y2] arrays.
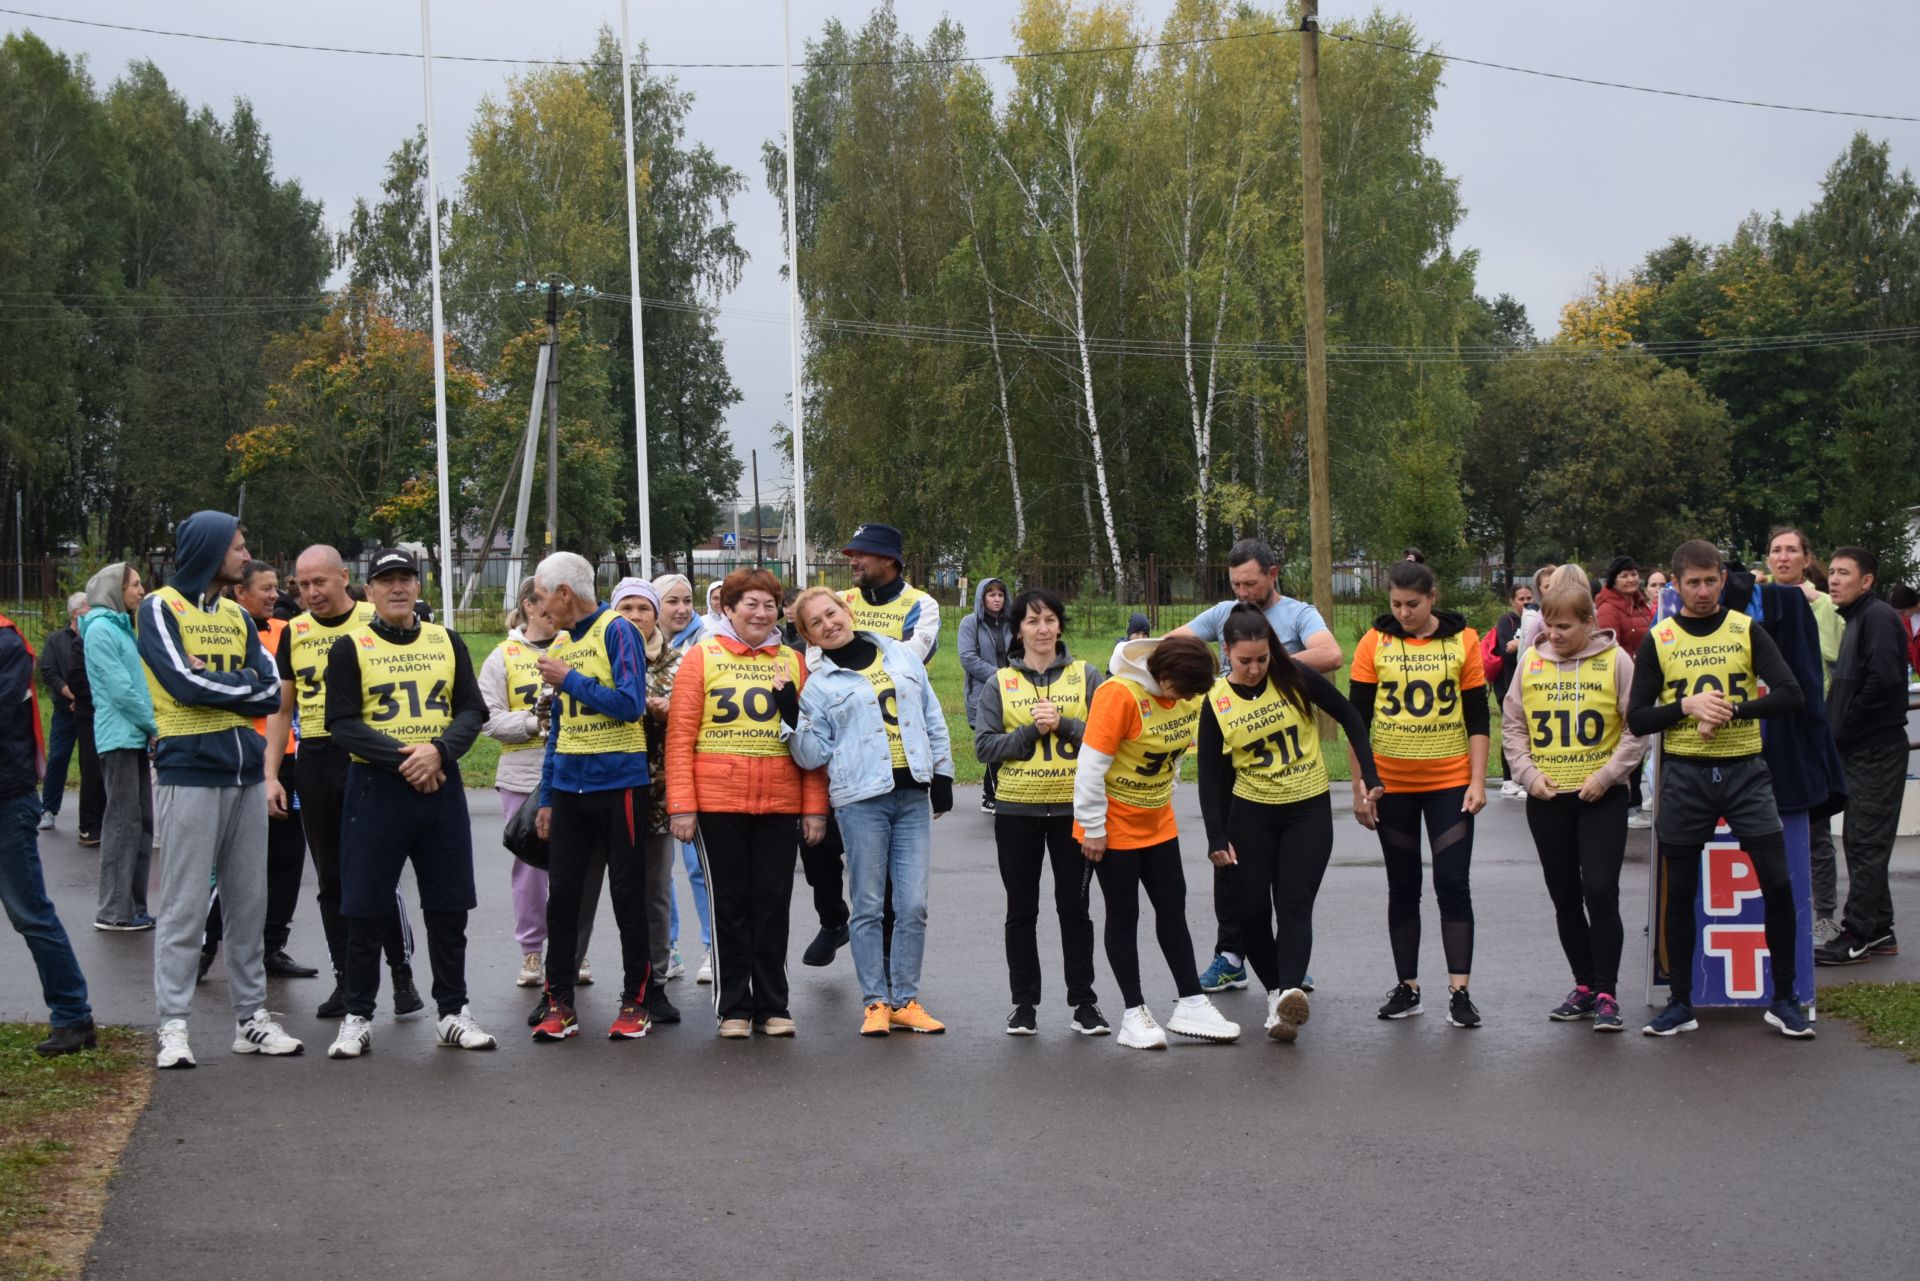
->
[[1604, 556, 1638, 591]]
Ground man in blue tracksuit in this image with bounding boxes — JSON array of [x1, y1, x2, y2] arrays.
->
[[139, 511, 303, 1068]]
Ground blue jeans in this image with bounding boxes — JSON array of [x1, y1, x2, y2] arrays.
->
[[0, 792, 92, 1026], [839, 788, 931, 1006], [42, 706, 75, 815], [669, 840, 712, 950]]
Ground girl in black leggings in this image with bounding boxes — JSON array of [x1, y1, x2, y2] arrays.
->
[[1198, 605, 1381, 1042], [1502, 582, 1648, 1031], [1347, 561, 1491, 1028]]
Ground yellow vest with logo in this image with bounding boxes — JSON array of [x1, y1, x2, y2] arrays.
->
[[1208, 676, 1328, 806], [1367, 631, 1469, 761], [145, 587, 255, 739], [841, 583, 932, 644], [694, 639, 803, 758], [550, 609, 649, 757], [1517, 646, 1623, 789], [994, 662, 1090, 806], [1651, 611, 1762, 758], [1104, 678, 1201, 811], [287, 602, 376, 743], [348, 623, 456, 755], [855, 649, 908, 769], [493, 637, 546, 754]]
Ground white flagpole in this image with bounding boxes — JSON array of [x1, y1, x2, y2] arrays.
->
[[620, 0, 652, 573], [419, 0, 455, 624], [782, 0, 808, 583]]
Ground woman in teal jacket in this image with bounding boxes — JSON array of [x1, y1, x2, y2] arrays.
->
[[80, 562, 156, 928]]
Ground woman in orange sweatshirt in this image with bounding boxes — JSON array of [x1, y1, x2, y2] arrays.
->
[[666, 569, 828, 1038]]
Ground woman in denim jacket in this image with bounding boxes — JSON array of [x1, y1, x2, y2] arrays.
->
[[784, 587, 954, 1038]]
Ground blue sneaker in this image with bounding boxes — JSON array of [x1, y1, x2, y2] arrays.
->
[[129, 912, 156, 931], [1763, 998, 1815, 1039], [1641, 999, 1698, 1037], [1300, 972, 1316, 993], [1199, 954, 1249, 993]]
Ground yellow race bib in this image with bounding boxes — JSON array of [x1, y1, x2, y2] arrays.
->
[[349, 623, 457, 753], [1104, 678, 1201, 811], [287, 602, 376, 742], [1652, 612, 1762, 758], [841, 584, 933, 644], [493, 638, 545, 754], [994, 663, 1089, 806], [694, 639, 803, 758], [1367, 632, 1469, 761], [550, 610, 649, 757], [1517, 646, 1623, 789], [145, 587, 254, 740], [1209, 676, 1328, 806], [856, 649, 908, 769]]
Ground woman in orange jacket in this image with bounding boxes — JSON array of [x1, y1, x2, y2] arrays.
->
[[666, 568, 828, 1037]]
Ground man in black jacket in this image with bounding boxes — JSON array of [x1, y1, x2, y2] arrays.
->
[[1816, 546, 1910, 966]]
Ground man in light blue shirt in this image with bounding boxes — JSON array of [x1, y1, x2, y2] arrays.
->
[[1169, 537, 1344, 995]]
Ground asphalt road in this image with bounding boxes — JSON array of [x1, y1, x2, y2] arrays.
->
[[7, 789, 1917, 1280]]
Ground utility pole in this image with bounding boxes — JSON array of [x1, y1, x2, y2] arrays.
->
[[751, 449, 762, 570], [1300, 0, 1334, 655], [543, 273, 562, 552]]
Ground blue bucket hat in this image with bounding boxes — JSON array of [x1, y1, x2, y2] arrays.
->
[[843, 522, 904, 563]]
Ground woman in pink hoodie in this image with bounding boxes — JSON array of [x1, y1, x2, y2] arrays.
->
[[1501, 582, 1648, 1033]]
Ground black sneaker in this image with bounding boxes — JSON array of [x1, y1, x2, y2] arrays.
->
[[1006, 1004, 1037, 1036], [645, 986, 681, 1025], [1591, 994, 1624, 1033], [526, 991, 551, 1028], [1548, 986, 1596, 1021], [802, 923, 849, 968], [1070, 1002, 1111, 1036], [1815, 930, 1876, 966], [1446, 987, 1482, 1029], [1377, 982, 1422, 1020], [1870, 930, 1898, 956], [391, 965, 425, 1018], [980, 797, 996, 814], [316, 975, 347, 1020], [197, 948, 216, 984]]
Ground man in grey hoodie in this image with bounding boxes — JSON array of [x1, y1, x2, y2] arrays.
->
[[958, 577, 1012, 813], [138, 512, 303, 1067]]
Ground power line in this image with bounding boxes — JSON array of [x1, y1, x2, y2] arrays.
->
[[9, 5, 1920, 123]]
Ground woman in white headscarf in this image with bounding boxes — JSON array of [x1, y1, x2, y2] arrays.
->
[[651, 572, 714, 981]]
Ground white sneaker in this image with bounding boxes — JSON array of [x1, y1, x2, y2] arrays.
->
[[516, 952, 544, 987], [696, 950, 714, 984], [436, 1005, 498, 1051], [328, 1014, 372, 1060], [1167, 994, 1241, 1043], [36, 811, 55, 831], [1268, 988, 1311, 1043], [665, 944, 686, 980], [1626, 807, 1653, 830], [576, 956, 593, 985], [1264, 989, 1283, 1031], [1117, 1004, 1168, 1050], [232, 1009, 304, 1056], [1500, 779, 1524, 800], [1812, 916, 1843, 946], [156, 1019, 195, 1069]]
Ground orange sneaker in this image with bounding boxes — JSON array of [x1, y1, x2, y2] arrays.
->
[[860, 1002, 892, 1037], [889, 1000, 945, 1034]]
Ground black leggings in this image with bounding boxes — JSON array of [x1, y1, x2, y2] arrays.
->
[[1525, 787, 1627, 993], [1093, 839, 1201, 1008], [1660, 831, 1795, 1006], [995, 814, 1096, 1007], [1376, 786, 1474, 981], [1226, 792, 1334, 993]]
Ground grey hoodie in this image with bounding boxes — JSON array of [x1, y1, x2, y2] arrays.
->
[[971, 643, 1103, 817], [80, 562, 157, 754], [956, 577, 1011, 724], [1499, 626, 1647, 795]]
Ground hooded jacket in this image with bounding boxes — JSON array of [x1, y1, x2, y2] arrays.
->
[[956, 577, 1012, 725], [1499, 626, 1646, 795], [480, 626, 551, 796], [79, 563, 156, 754], [972, 642, 1103, 817], [1593, 587, 1650, 657], [136, 512, 280, 787]]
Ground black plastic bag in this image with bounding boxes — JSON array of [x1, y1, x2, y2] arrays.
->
[[503, 795, 548, 869]]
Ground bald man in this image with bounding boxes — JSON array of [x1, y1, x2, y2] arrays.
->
[[267, 546, 421, 1020]]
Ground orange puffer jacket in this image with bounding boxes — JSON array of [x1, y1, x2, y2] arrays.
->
[[666, 635, 828, 817]]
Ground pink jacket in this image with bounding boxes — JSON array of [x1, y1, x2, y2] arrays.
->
[[1500, 628, 1648, 794]]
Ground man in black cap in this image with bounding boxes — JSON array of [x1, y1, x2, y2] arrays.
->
[[321, 549, 496, 1057]]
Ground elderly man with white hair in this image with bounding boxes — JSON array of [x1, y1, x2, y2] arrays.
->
[[36, 591, 95, 836], [528, 552, 657, 1043]]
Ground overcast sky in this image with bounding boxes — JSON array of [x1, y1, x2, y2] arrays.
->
[[18, 1, 1920, 514]]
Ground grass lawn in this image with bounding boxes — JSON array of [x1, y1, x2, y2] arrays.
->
[[0, 1024, 151, 1281], [1821, 982, 1920, 1061]]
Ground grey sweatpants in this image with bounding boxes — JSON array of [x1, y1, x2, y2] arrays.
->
[[645, 830, 676, 978], [154, 782, 267, 1023], [96, 748, 153, 924]]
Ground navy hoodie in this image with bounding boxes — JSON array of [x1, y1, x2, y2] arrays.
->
[[136, 511, 281, 787]]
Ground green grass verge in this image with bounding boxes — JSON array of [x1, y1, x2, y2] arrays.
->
[[0, 1024, 150, 1281], [1820, 982, 1920, 1061]]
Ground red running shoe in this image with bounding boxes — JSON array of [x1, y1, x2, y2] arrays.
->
[[608, 996, 651, 1040], [531, 996, 578, 1041]]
